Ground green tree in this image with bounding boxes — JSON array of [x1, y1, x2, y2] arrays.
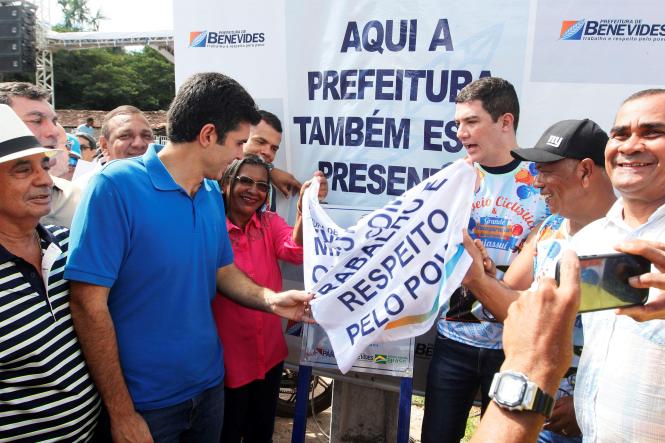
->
[[53, 47, 175, 111], [50, 0, 174, 111], [3, 0, 175, 110], [54, 0, 105, 32]]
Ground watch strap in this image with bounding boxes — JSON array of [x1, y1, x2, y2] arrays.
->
[[490, 371, 555, 418], [532, 386, 555, 418]]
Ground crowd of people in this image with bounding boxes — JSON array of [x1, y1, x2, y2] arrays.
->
[[0, 72, 663, 443]]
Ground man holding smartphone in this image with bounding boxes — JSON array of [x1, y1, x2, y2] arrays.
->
[[463, 118, 615, 441], [568, 89, 665, 441], [466, 92, 665, 442]]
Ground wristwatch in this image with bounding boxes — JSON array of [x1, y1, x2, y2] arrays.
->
[[489, 370, 554, 418]]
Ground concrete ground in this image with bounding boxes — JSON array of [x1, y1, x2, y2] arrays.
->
[[274, 407, 331, 442], [273, 404, 480, 442]]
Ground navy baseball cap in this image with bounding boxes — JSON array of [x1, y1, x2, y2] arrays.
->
[[511, 119, 608, 166]]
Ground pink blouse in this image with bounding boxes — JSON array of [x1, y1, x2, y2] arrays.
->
[[212, 211, 303, 388]]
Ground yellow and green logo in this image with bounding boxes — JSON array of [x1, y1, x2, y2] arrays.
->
[[373, 354, 387, 364]]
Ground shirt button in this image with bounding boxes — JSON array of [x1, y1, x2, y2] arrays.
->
[[30, 272, 36, 278]]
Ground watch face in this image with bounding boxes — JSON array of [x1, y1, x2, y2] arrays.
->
[[496, 373, 527, 407]]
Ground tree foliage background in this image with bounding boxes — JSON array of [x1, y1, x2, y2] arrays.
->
[[52, 0, 175, 111], [2, 0, 175, 111], [53, 47, 175, 110], [53, 0, 105, 32]]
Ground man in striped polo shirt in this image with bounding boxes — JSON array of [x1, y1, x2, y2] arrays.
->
[[0, 104, 100, 441]]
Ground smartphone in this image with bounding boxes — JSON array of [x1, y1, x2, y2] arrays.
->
[[555, 253, 650, 313]]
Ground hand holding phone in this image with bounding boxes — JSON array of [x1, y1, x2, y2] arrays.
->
[[614, 239, 665, 321], [555, 253, 650, 313]]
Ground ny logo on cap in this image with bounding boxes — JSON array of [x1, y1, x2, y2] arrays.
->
[[546, 135, 563, 147]]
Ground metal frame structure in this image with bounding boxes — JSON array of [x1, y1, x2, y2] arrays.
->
[[32, 0, 173, 103], [46, 30, 173, 53], [34, 47, 52, 102]]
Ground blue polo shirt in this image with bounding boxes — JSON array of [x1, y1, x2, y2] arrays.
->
[[65, 144, 233, 410]]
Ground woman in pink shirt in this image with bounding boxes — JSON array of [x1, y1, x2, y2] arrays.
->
[[213, 155, 326, 442]]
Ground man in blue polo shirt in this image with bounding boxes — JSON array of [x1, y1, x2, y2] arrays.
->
[[65, 72, 313, 442]]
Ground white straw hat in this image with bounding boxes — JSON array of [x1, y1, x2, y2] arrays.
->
[[0, 104, 59, 164]]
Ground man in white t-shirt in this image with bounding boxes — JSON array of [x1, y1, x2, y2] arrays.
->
[[422, 77, 549, 443]]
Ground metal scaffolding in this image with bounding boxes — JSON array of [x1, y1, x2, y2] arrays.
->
[[32, 0, 173, 103], [34, 47, 52, 103], [46, 30, 173, 53]]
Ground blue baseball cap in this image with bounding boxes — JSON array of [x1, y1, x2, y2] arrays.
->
[[66, 133, 82, 158]]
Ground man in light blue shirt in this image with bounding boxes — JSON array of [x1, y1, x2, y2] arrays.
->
[[570, 89, 665, 442], [76, 116, 95, 136]]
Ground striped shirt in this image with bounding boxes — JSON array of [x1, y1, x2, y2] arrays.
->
[[0, 225, 99, 442]]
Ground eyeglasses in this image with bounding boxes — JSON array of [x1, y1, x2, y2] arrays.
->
[[80, 144, 92, 150], [234, 175, 270, 193]]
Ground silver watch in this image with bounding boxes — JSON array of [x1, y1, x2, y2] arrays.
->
[[489, 370, 554, 418]]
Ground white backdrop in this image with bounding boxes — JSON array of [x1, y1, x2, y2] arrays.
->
[[174, 0, 664, 216], [173, 0, 665, 373]]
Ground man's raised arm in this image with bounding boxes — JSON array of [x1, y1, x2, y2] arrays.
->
[[471, 250, 580, 443]]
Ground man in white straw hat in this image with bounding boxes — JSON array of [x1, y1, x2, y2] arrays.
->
[[0, 104, 100, 441], [0, 82, 82, 227]]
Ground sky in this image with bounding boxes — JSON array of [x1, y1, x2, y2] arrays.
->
[[45, 0, 174, 32]]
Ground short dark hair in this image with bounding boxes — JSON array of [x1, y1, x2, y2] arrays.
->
[[455, 77, 520, 131], [221, 154, 272, 214], [167, 72, 261, 143], [622, 88, 665, 105], [101, 105, 147, 139], [86, 117, 94, 124], [0, 82, 50, 106], [258, 110, 283, 133]]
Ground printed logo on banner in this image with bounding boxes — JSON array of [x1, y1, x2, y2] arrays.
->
[[315, 347, 335, 358], [559, 18, 665, 42], [533, 3, 665, 84], [187, 29, 266, 49], [372, 354, 409, 365], [373, 354, 387, 364], [189, 31, 208, 47], [560, 20, 585, 40]]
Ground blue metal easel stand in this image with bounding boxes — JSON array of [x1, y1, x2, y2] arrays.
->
[[397, 377, 413, 443], [291, 364, 313, 443]]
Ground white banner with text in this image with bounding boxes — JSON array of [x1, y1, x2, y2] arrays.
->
[[303, 160, 475, 373]]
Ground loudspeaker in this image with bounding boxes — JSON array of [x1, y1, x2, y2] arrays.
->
[[0, 2, 36, 73]]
